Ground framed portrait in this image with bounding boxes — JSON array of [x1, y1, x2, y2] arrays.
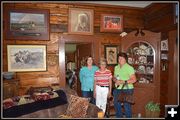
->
[[161, 39, 168, 51], [7, 45, 47, 72], [161, 53, 168, 60], [100, 14, 123, 32], [104, 45, 118, 65], [68, 8, 94, 35], [5, 8, 50, 40]]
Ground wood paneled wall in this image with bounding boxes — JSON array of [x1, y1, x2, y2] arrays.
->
[[144, 3, 178, 117], [3, 2, 144, 95], [3, 2, 177, 100], [144, 3, 177, 32]]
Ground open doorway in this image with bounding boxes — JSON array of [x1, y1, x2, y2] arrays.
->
[[65, 43, 92, 96]]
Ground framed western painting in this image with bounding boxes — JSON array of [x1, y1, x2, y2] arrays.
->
[[5, 8, 50, 40], [100, 14, 123, 32], [7, 45, 47, 72], [68, 8, 94, 35], [104, 45, 118, 65]]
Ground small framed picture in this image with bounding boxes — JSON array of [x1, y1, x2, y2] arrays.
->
[[68, 8, 94, 35], [161, 39, 168, 51], [174, 3, 178, 24], [161, 53, 168, 60], [161, 62, 168, 71], [100, 14, 123, 32], [104, 45, 118, 65]]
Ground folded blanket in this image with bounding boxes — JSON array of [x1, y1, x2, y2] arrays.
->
[[3, 90, 67, 118]]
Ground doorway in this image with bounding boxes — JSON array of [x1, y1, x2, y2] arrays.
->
[[65, 43, 92, 96]]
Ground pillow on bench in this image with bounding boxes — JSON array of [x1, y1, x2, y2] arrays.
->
[[3, 89, 67, 118], [26, 86, 53, 95], [65, 95, 89, 118]]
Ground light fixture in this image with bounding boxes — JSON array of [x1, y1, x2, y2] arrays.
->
[[135, 28, 145, 36], [135, 29, 140, 36], [140, 29, 145, 36]]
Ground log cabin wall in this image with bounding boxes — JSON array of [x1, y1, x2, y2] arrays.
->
[[3, 3, 144, 95], [144, 3, 177, 32], [144, 3, 178, 116], [2, 2, 178, 117]]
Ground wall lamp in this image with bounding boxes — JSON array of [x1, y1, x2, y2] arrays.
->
[[135, 28, 145, 36]]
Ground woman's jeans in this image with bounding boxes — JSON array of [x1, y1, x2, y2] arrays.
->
[[82, 91, 95, 104], [113, 89, 134, 118]]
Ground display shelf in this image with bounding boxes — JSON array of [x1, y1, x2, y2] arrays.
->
[[127, 42, 155, 84]]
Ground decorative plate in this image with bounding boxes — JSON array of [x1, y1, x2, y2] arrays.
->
[[146, 66, 151, 74], [128, 57, 133, 64], [138, 56, 147, 64], [138, 65, 146, 73], [139, 44, 147, 50]]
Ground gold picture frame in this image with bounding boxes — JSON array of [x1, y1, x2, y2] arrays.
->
[[104, 45, 118, 65], [7, 45, 47, 72], [100, 14, 123, 33], [68, 8, 94, 35]]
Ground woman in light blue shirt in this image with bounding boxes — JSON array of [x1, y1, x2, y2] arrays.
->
[[79, 56, 98, 104]]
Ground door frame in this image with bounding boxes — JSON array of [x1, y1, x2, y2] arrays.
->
[[59, 34, 100, 88]]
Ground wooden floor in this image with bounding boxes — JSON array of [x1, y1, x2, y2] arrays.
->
[[106, 107, 143, 118]]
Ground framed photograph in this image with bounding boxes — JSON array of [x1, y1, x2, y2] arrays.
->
[[161, 62, 168, 71], [68, 8, 94, 35], [161, 53, 168, 60], [5, 8, 50, 40], [104, 45, 118, 65], [100, 14, 123, 32], [7, 45, 47, 72], [174, 3, 178, 24], [161, 39, 168, 51]]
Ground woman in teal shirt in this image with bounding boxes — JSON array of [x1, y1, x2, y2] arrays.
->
[[79, 56, 98, 104]]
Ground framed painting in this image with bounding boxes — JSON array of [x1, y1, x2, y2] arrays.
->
[[100, 14, 123, 32], [68, 8, 94, 35], [7, 45, 47, 72], [5, 8, 50, 40], [161, 39, 168, 51], [104, 45, 118, 65]]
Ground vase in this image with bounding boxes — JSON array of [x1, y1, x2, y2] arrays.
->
[[145, 109, 160, 118]]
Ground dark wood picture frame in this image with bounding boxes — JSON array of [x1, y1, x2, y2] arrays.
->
[[5, 8, 50, 40], [100, 14, 123, 33], [68, 8, 94, 35], [104, 45, 118, 65], [7, 45, 47, 72]]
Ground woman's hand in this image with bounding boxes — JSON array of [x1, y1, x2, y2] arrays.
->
[[113, 77, 117, 83], [115, 80, 125, 85], [108, 91, 112, 98], [93, 91, 96, 98]]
